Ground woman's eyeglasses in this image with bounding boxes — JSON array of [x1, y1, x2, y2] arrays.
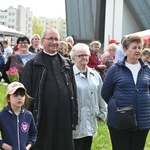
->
[[76, 54, 90, 58], [18, 41, 28, 45]]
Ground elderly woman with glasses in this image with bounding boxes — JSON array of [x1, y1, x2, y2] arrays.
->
[[2, 36, 35, 83], [70, 43, 107, 150]]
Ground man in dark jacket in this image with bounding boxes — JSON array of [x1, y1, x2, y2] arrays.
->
[[21, 27, 78, 150]]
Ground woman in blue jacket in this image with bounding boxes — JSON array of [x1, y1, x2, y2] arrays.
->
[[0, 82, 37, 150], [101, 35, 150, 150]]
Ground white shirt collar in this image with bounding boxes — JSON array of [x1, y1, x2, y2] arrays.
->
[[73, 65, 95, 76], [43, 50, 57, 56]]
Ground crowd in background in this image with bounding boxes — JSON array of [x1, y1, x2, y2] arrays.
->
[[0, 28, 150, 150], [0, 33, 149, 82]]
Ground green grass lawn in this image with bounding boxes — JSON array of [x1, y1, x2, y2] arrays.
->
[[0, 83, 150, 149], [0, 82, 7, 109]]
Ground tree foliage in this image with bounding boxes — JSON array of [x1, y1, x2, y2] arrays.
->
[[32, 17, 44, 37]]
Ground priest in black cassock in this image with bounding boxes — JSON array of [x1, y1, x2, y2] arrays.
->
[[21, 27, 78, 150]]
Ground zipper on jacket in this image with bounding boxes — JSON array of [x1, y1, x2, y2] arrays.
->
[[17, 116, 20, 150], [62, 66, 77, 129], [134, 68, 142, 125], [36, 66, 46, 127]]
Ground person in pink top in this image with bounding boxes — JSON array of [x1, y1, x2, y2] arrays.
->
[[102, 43, 118, 78]]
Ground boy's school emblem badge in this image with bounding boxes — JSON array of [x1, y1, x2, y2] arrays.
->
[[21, 122, 29, 132]]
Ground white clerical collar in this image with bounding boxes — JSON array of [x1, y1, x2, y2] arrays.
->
[[43, 50, 57, 56]]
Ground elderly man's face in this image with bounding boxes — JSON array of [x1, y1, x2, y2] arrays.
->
[[42, 30, 60, 54]]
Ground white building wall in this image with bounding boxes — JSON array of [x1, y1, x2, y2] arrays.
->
[[104, 0, 141, 51], [26, 8, 33, 37], [0, 10, 8, 26], [18, 5, 27, 35], [7, 7, 17, 30], [0, 6, 33, 37], [122, 3, 140, 36], [16, 5, 33, 37], [104, 0, 124, 51]]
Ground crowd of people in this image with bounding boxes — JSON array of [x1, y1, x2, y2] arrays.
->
[[0, 27, 150, 150]]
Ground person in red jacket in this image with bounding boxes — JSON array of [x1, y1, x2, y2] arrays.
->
[[87, 40, 106, 79]]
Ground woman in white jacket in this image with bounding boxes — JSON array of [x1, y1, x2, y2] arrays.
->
[[70, 43, 107, 150]]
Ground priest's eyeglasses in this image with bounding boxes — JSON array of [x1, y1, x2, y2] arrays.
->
[[43, 37, 59, 42]]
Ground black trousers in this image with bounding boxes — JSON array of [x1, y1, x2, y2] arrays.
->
[[108, 126, 149, 150], [74, 136, 93, 150]]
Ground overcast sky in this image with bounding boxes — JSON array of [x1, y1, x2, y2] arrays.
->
[[0, 0, 66, 18]]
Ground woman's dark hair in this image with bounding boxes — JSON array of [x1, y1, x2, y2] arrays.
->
[[17, 36, 30, 45]]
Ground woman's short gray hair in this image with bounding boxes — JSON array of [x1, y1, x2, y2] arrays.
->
[[123, 35, 143, 49], [70, 43, 90, 60], [90, 41, 101, 49]]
